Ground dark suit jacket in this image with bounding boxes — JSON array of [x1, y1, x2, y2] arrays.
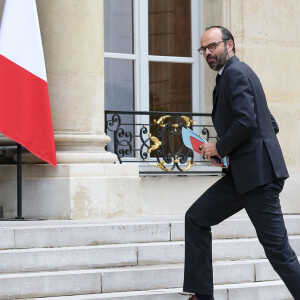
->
[[213, 56, 288, 194]]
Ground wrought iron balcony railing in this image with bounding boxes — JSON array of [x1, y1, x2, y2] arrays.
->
[[105, 110, 221, 174]]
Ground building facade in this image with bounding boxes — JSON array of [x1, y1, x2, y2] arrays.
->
[[0, 0, 299, 219]]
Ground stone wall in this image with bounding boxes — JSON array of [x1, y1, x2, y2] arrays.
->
[[0, 0, 141, 219], [200, 0, 300, 213], [0, 0, 298, 218], [143, 0, 300, 215]]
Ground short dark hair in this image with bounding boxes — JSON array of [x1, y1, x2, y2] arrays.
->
[[205, 26, 236, 54]]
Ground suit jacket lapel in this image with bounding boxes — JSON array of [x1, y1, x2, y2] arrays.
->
[[212, 56, 239, 116]]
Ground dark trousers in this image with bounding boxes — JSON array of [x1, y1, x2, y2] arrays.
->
[[183, 174, 300, 299]]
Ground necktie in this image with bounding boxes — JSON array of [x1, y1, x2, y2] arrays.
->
[[213, 74, 222, 102], [216, 73, 221, 86]]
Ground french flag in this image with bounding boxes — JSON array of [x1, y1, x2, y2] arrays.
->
[[0, 0, 57, 166]]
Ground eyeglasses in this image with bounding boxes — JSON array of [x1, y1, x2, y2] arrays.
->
[[198, 40, 226, 55]]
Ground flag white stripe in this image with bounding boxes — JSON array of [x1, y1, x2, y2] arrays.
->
[[0, 0, 47, 81]]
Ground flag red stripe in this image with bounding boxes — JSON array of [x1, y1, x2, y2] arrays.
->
[[0, 55, 57, 166]]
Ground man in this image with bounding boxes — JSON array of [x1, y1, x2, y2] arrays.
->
[[183, 26, 300, 300]]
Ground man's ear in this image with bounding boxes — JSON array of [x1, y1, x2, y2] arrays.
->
[[227, 39, 234, 52]]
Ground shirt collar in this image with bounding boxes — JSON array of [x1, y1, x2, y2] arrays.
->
[[218, 63, 226, 75]]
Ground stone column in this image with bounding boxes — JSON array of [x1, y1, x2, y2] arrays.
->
[[0, 0, 142, 219], [36, 0, 116, 165]]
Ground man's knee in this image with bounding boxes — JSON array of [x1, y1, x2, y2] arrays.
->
[[185, 204, 210, 229], [257, 232, 298, 265], [185, 200, 202, 223]]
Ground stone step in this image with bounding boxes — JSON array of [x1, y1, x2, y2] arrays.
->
[[224, 281, 292, 300], [0, 221, 171, 250], [0, 259, 295, 299], [0, 236, 300, 273], [26, 288, 221, 300], [0, 215, 300, 249], [172, 215, 300, 241], [27, 290, 189, 300], [0, 244, 139, 273], [213, 235, 300, 261], [138, 236, 300, 265], [0, 269, 101, 300], [26, 281, 292, 300]]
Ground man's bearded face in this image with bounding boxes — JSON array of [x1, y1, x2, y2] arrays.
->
[[206, 45, 229, 71]]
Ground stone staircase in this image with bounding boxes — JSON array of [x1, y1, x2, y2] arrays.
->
[[0, 215, 299, 299]]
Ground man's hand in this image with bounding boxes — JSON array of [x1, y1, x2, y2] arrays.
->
[[200, 142, 222, 167], [209, 158, 224, 167], [199, 142, 218, 157]]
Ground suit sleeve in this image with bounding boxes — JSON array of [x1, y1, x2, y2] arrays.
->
[[216, 68, 257, 157]]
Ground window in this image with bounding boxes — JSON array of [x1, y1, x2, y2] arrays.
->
[[104, 0, 202, 113], [104, 0, 208, 171]]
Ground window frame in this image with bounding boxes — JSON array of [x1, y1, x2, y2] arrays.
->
[[104, 0, 203, 113], [104, 0, 213, 172]]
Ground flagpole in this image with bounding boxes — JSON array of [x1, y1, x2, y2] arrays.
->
[[16, 143, 23, 220]]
